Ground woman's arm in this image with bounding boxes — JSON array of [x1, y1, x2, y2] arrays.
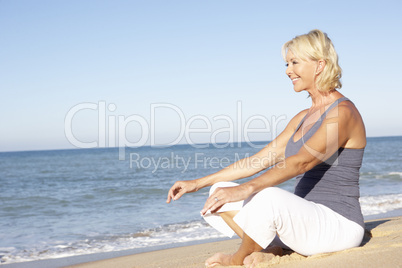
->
[[167, 110, 308, 203], [192, 111, 304, 189], [201, 103, 365, 214]]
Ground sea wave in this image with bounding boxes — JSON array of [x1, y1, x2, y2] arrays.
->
[[1, 196, 401, 264], [360, 171, 402, 180], [388, 172, 402, 177], [0, 221, 225, 264], [360, 193, 402, 216]]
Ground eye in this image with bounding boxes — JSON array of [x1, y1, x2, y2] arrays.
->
[[285, 63, 289, 67], [292, 61, 298, 65]]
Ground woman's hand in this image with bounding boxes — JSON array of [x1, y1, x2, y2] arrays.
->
[[166, 180, 198, 203], [200, 184, 252, 215]]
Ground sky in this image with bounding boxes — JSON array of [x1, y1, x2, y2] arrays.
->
[[1, 0, 401, 152]]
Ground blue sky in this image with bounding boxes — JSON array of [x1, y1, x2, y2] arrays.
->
[[1, 0, 401, 152]]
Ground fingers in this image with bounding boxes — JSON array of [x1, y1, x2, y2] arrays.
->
[[166, 191, 174, 203], [166, 181, 189, 203], [172, 187, 185, 201], [166, 182, 181, 203], [201, 188, 226, 215], [166, 187, 173, 203], [166, 186, 174, 203], [202, 196, 223, 215]]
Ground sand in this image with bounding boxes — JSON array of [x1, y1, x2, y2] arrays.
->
[[66, 216, 402, 268]]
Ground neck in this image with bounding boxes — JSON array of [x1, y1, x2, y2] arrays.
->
[[308, 89, 343, 109]]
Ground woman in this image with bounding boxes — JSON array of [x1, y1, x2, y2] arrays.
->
[[166, 29, 366, 267]]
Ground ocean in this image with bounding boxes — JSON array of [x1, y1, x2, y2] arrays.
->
[[0, 136, 401, 266]]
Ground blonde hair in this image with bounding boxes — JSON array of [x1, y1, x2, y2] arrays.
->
[[282, 29, 342, 92]]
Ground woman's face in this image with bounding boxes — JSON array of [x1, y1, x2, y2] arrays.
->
[[285, 50, 319, 92]]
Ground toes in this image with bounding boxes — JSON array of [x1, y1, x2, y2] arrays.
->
[[243, 253, 259, 268], [205, 253, 224, 267], [244, 252, 274, 268], [243, 255, 254, 268]]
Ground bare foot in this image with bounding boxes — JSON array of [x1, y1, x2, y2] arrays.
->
[[205, 252, 234, 267], [243, 246, 283, 268], [243, 252, 275, 268]]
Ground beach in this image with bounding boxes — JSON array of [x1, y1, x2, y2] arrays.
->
[[65, 216, 402, 268], [1, 138, 401, 266]]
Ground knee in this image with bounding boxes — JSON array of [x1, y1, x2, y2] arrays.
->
[[260, 187, 290, 201], [252, 187, 284, 201], [245, 187, 291, 208]]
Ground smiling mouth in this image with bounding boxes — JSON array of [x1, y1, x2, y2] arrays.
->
[[292, 78, 300, 84]]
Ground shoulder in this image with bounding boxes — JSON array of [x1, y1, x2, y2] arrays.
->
[[295, 108, 309, 118], [326, 99, 362, 123], [278, 109, 309, 138], [325, 99, 366, 148], [272, 109, 308, 142], [288, 109, 309, 129]]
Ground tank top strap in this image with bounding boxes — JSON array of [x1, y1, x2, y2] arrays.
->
[[295, 113, 308, 132], [293, 97, 350, 136], [320, 97, 350, 120]]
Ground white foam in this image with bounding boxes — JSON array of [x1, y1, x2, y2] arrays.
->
[[3, 195, 402, 265], [388, 172, 402, 177], [360, 193, 402, 216], [0, 221, 226, 264]]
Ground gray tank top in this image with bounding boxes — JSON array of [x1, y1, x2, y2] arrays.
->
[[285, 97, 365, 228]]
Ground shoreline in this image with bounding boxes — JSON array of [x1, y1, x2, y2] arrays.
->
[[3, 210, 402, 268], [68, 215, 402, 268]]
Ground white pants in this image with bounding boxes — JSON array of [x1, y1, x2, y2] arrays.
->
[[203, 182, 364, 256]]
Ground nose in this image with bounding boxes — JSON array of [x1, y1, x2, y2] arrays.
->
[[286, 64, 292, 77]]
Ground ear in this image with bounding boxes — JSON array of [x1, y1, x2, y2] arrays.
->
[[316, 59, 326, 74]]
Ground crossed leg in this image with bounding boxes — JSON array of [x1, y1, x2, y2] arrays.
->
[[205, 211, 282, 267]]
